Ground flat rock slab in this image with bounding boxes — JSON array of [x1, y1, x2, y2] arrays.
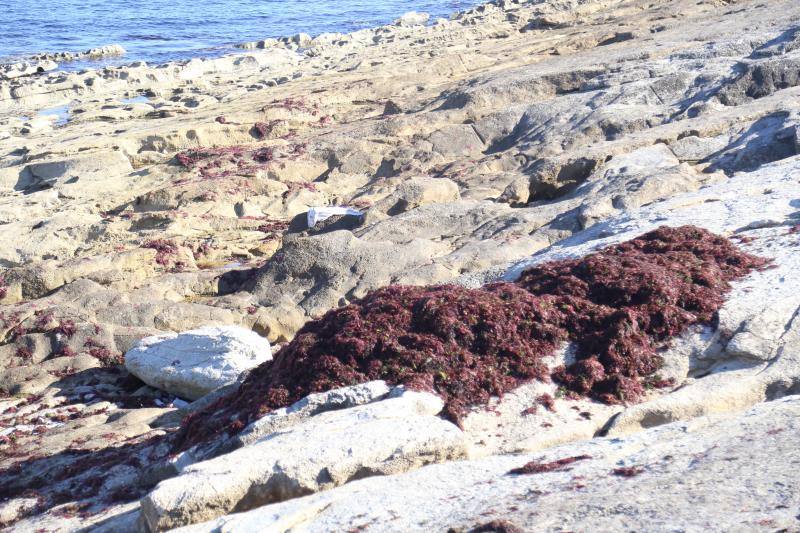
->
[[141, 390, 466, 531], [125, 325, 271, 400], [176, 395, 800, 532]]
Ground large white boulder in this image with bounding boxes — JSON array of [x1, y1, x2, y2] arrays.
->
[[124, 326, 271, 400]]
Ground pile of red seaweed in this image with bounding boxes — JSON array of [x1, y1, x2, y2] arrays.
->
[[177, 226, 767, 449]]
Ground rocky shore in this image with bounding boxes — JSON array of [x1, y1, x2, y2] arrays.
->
[[1, 0, 800, 530]]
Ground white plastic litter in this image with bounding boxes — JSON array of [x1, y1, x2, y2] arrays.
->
[[307, 206, 363, 228]]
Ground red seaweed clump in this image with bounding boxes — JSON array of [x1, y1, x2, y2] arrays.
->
[[252, 146, 274, 163], [470, 519, 526, 533], [537, 393, 555, 411], [55, 319, 76, 338], [176, 226, 767, 450], [175, 146, 248, 170], [142, 239, 178, 266], [256, 219, 289, 239], [253, 121, 277, 139], [611, 466, 644, 477], [88, 347, 123, 366], [15, 347, 33, 360], [507, 454, 592, 475], [34, 311, 55, 330], [513, 225, 767, 403], [55, 346, 77, 358]]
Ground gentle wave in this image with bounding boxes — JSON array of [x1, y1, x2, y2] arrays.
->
[[0, 0, 479, 70]]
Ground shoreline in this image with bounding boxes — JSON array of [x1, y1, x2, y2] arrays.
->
[[0, 4, 474, 77], [0, 5, 490, 115], [1, 0, 800, 529]]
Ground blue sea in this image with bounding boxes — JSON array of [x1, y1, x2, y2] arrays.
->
[[0, 0, 477, 70]]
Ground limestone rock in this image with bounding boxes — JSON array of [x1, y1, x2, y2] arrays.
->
[[248, 230, 443, 318], [0, 60, 57, 80], [19, 149, 133, 191], [428, 124, 484, 157], [175, 396, 800, 532], [395, 11, 430, 27], [141, 390, 466, 530], [371, 176, 460, 216], [125, 326, 272, 400], [236, 380, 392, 446], [5, 0, 800, 529]]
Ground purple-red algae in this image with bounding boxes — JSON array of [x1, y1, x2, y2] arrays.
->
[[253, 120, 285, 139], [34, 311, 55, 330], [54, 346, 77, 358], [176, 226, 767, 450], [537, 393, 556, 412], [507, 454, 592, 475], [252, 146, 274, 163], [470, 519, 526, 533], [612, 466, 644, 477], [142, 239, 178, 266], [15, 347, 33, 360], [516, 225, 768, 403], [256, 219, 288, 236], [55, 319, 76, 338], [88, 347, 123, 366]]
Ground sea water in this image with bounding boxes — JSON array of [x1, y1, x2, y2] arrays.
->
[[0, 0, 478, 70]]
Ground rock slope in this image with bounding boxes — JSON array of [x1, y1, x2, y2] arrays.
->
[[1, 0, 800, 530], [175, 395, 800, 532]]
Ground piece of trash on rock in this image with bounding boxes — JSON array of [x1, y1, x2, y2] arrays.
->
[[307, 206, 363, 228]]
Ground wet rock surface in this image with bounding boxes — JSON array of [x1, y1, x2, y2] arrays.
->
[[2, 0, 800, 530]]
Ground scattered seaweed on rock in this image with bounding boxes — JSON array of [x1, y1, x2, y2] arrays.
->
[[537, 393, 556, 411], [173, 140, 304, 183], [611, 466, 645, 477], [253, 121, 277, 139], [469, 519, 526, 533], [176, 226, 767, 449], [142, 239, 178, 266], [175, 146, 248, 170], [0, 435, 166, 521], [507, 454, 592, 475]]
